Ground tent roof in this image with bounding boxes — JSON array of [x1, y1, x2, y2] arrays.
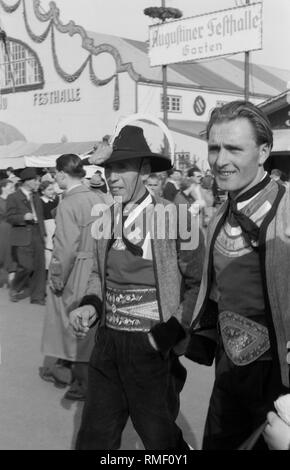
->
[[259, 89, 290, 114], [0, 122, 26, 145], [87, 32, 290, 98], [272, 129, 290, 153], [168, 119, 206, 139], [34, 141, 99, 156], [0, 140, 99, 169]]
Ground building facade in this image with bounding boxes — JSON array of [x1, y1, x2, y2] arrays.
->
[[0, 0, 289, 170]]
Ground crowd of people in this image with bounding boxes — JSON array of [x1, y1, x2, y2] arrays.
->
[[0, 100, 290, 451]]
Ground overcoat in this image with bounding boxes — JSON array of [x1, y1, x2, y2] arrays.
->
[[0, 197, 12, 271], [41, 185, 109, 361], [6, 188, 45, 245]]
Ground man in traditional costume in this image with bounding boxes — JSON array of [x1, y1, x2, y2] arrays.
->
[[69, 125, 204, 450], [186, 101, 290, 450]]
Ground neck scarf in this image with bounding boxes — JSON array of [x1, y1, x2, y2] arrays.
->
[[110, 189, 151, 257], [228, 174, 271, 249]]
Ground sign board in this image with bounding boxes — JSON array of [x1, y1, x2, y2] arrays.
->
[[148, 3, 263, 66], [193, 96, 206, 116]]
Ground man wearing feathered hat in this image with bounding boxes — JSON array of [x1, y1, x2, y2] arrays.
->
[[69, 125, 204, 450]]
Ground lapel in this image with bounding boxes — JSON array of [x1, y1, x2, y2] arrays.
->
[[18, 188, 32, 210], [32, 192, 42, 220]]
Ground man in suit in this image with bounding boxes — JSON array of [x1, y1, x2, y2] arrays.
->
[[6, 167, 46, 304], [163, 168, 182, 201]]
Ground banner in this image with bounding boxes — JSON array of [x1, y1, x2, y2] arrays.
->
[[148, 3, 263, 66]]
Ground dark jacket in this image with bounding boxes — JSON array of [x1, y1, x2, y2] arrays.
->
[[80, 195, 204, 356], [186, 180, 290, 388], [6, 188, 45, 246]]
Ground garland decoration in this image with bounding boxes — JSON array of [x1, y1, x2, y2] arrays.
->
[[113, 74, 120, 111], [89, 55, 119, 110], [0, 0, 129, 109], [51, 26, 90, 83], [23, 1, 52, 43], [33, 0, 59, 22], [0, 30, 15, 91], [144, 7, 182, 22], [0, 0, 21, 13], [88, 55, 115, 87]]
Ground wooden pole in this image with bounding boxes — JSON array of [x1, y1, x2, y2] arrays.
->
[[244, 0, 250, 101], [161, 0, 169, 157]]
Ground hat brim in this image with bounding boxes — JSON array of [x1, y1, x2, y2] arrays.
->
[[100, 150, 172, 173]]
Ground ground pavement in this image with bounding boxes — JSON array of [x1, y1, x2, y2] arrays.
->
[[0, 286, 214, 450]]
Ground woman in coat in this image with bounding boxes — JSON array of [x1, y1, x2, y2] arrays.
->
[[41, 154, 108, 400]]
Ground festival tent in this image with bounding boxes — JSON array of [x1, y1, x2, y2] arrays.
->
[[0, 140, 99, 169], [0, 141, 40, 169]]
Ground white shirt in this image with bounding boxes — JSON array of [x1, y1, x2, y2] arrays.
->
[[20, 187, 38, 222]]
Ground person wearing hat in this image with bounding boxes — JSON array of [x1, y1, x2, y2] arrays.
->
[[6, 167, 46, 304], [69, 125, 204, 450], [41, 154, 103, 400], [89, 171, 107, 194], [6, 166, 20, 184], [163, 168, 182, 201]]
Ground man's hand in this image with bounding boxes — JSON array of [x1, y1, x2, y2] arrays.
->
[[24, 212, 34, 221], [49, 277, 64, 295], [69, 305, 97, 338], [263, 411, 290, 450], [88, 142, 112, 165]]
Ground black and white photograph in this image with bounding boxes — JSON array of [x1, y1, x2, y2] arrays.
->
[[0, 0, 289, 453]]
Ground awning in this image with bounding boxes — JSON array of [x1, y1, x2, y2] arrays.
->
[[272, 129, 290, 153], [0, 140, 99, 169], [168, 119, 206, 139]]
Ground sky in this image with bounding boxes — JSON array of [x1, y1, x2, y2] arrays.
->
[[38, 0, 290, 71]]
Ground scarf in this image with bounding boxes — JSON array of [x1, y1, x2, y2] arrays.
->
[[109, 189, 151, 257], [228, 174, 271, 249]]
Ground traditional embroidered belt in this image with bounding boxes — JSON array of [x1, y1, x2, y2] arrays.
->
[[219, 311, 270, 366], [105, 286, 160, 332]]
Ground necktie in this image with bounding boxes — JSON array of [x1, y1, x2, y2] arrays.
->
[[28, 193, 37, 222]]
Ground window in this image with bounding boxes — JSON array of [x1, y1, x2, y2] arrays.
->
[[161, 94, 182, 113], [0, 39, 43, 92]]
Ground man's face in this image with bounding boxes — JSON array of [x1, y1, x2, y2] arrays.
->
[[5, 181, 14, 196], [172, 171, 182, 182], [191, 171, 202, 184], [26, 177, 39, 192], [208, 118, 270, 194], [42, 183, 55, 199], [146, 177, 161, 196], [55, 170, 67, 190], [105, 158, 144, 203]]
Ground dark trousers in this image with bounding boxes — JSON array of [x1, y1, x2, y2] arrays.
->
[[76, 327, 188, 450], [12, 225, 46, 301], [202, 350, 287, 450], [70, 362, 88, 393]]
